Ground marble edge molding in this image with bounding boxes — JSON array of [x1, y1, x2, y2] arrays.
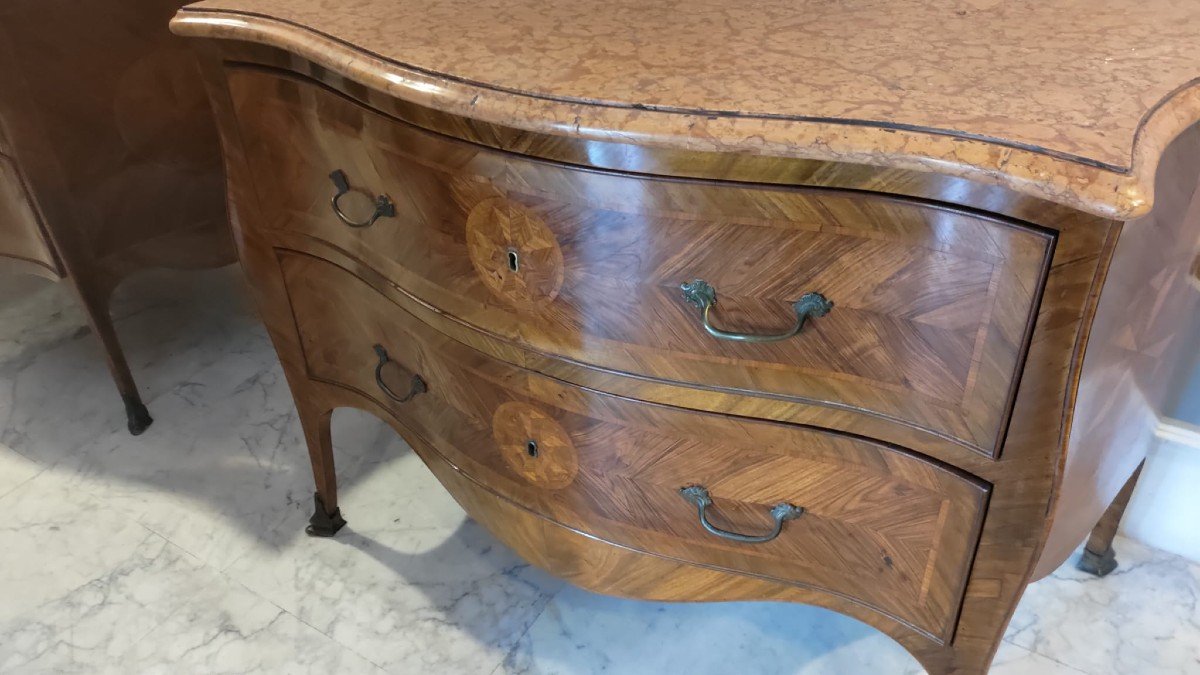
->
[[170, 9, 1200, 221]]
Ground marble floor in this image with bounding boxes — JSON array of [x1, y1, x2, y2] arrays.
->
[[0, 266, 1197, 675]]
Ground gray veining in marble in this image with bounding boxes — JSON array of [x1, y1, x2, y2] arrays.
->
[[0, 265, 1197, 674]]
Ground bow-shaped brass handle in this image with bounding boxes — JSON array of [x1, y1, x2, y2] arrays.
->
[[680, 279, 832, 343], [678, 485, 804, 544]]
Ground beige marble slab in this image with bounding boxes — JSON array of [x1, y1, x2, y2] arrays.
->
[[172, 0, 1200, 218]]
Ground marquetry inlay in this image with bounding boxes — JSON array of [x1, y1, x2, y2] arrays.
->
[[465, 196, 565, 310], [491, 401, 579, 490]]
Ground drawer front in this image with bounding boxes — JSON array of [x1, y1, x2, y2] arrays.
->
[[0, 155, 57, 274], [233, 70, 1052, 457], [279, 249, 989, 639]]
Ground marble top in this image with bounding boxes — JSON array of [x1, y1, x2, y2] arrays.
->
[[172, 0, 1200, 218]]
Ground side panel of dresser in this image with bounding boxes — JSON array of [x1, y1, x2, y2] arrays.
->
[[198, 52, 1118, 675], [0, 154, 60, 278], [1035, 124, 1200, 577]]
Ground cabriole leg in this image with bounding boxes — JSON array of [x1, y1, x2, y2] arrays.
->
[[297, 402, 345, 536], [1077, 461, 1144, 576], [73, 281, 153, 435]]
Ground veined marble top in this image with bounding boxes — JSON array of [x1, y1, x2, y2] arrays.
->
[[172, 0, 1200, 218]]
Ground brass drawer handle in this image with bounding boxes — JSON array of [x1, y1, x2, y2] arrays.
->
[[680, 279, 832, 343], [373, 344, 427, 403], [678, 485, 804, 544], [329, 169, 396, 228]]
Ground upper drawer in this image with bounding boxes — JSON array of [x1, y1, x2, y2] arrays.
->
[[279, 248, 989, 641], [230, 70, 1053, 457]]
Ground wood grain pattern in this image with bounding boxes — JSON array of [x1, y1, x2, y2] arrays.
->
[[187, 36, 1192, 673], [0, 0, 235, 429], [299, 374, 971, 671], [279, 247, 989, 640], [228, 68, 1053, 458]]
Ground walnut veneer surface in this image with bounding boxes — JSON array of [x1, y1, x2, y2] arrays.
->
[[234, 77, 1053, 458], [174, 3, 1200, 673]]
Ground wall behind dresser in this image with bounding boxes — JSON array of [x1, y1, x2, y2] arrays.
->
[[1122, 309, 1200, 562]]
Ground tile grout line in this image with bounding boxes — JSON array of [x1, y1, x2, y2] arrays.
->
[[1001, 629, 1106, 674], [2, 525, 181, 666], [487, 586, 566, 675], [125, 524, 212, 655], [0, 463, 46, 503], [139, 519, 390, 672], [215, 566, 391, 672]]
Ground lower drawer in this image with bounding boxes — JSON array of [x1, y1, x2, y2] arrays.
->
[[278, 248, 989, 640]]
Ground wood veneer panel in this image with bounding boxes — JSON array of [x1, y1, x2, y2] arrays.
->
[[230, 68, 1053, 457], [279, 248, 989, 640]]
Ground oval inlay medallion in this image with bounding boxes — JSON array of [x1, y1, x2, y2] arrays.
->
[[492, 401, 578, 490], [465, 197, 564, 309]]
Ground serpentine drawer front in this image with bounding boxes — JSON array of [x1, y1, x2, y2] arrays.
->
[[232, 71, 1053, 458], [279, 248, 989, 640]]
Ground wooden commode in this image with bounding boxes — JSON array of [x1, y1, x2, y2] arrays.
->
[[172, 1, 1200, 671]]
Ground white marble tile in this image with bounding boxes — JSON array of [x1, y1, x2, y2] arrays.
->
[[225, 443, 562, 675], [0, 442, 42, 499], [0, 470, 163, 624], [498, 586, 923, 675], [51, 361, 454, 573], [990, 643, 1089, 675], [0, 529, 382, 675], [0, 274, 87, 365], [123, 553, 386, 674], [500, 588, 1104, 675], [0, 266, 257, 468], [56, 351, 306, 571], [1006, 537, 1200, 674], [0, 324, 133, 459], [0, 533, 195, 672], [4, 265, 561, 673], [126, 599, 386, 675]]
